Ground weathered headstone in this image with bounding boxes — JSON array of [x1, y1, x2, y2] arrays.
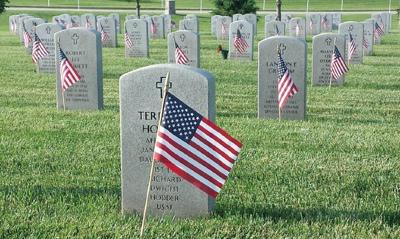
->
[[120, 64, 216, 218], [232, 14, 243, 22], [339, 21, 364, 64], [362, 20, 374, 56], [229, 20, 253, 60], [70, 15, 81, 28], [288, 17, 306, 41], [125, 19, 149, 58], [168, 30, 200, 67], [109, 13, 121, 33], [179, 18, 199, 33], [320, 13, 333, 33], [24, 17, 46, 54], [258, 36, 307, 120], [162, 14, 172, 38], [332, 12, 341, 30], [141, 15, 152, 39], [18, 16, 33, 44], [265, 21, 285, 38], [211, 15, 221, 36], [244, 13, 257, 36], [150, 16, 164, 39], [371, 13, 388, 34], [306, 13, 321, 35], [55, 28, 103, 110], [216, 16, 231, 40], [35, 23, 64, 74], [97, 17, 117, 48], [281, 13, 292, 32], [81, 14, 97, 30], [265, 14, 277, 24], [312, 33, 346, 86]]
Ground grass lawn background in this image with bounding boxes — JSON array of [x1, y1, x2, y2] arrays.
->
[[1, 9, 400, 238]]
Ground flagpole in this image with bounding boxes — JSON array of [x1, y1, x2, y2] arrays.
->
[[306, 0, 309, 14], [341, 0, 344, 11], [140, 72, 171, 238], [263, 0, 266, 10], [62, 92, 66, 111]]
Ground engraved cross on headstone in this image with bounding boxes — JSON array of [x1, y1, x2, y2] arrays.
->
[[348, 25, 353, 32], [278, 43, 287, 55], [72, 33, 79, 45], [325, 37, 332, 46], [156, 77, 173, 98], [46, 26, 51, 34]]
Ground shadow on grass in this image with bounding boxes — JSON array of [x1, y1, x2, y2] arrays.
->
[[216, 204, 400, 226]]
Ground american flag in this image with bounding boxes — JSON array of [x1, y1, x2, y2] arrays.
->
[[233, 29, 248, 54], [174, 40, 189, 65], [330, 45, 349, 80], [321, 15, 328, 30], [309, 18, 314, 33], [11, 19, 17, 33], [153, 92, 242, 198], [59, 47, 81, 91], [295, 22, 300, 37], [363, 38, 369, 49], [374, 22, 384, 40], [348, 33, 356, 61], [221, 23, 227, 37], [22, 23, 32, 48], [100, 24, 111, 43], [32, 33, 49, 63], [151, 18, 157, 35], [277, 51, 298, 109], [124, 27, 133, 48], [85, 17, 92, 29]]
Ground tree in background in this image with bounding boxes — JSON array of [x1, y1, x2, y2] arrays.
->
[[213, 0, 258, 16], [0, 0, 9, 14]]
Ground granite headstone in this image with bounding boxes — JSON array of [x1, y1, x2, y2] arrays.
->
[[97, 16, 117, 48], [306, 13, 321, 35], [35, 23, 64, 73], [229, 20, 253, 60], [338, 21, 364, 64], [362, 20, 374, 56], [288, 17, 306, 41], [168, 30, 200, 68], [125, 19, 149, 58], [265, 21, 285, 38]]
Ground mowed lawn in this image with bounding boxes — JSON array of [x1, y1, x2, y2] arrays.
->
[[6, 0, 398, 11], [1, 10, 400, 238]]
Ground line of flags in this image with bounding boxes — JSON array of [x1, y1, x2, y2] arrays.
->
[[174, 39, 189, 65], [32, 33, 49, 63]]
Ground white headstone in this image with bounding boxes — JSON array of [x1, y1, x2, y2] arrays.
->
[[362, 20, 374, 56], [339, 21, 364, 64], [23, 17, 46, 54], [179, 18, 199, 33], [168, 30, 200, 68], [229, 20, 254, 61], [150, 16, 164, 39], [306, 13, 321, 36], [288, 17, 306, 41], [265, 21, 285, 38], [97, 17, 117, 48], [125, 19, 149, 58], [320, 13, 333, 33], [216, 16, 232, 40], [81, 14, 97, 30]]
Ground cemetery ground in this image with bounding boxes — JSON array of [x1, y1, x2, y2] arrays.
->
[[1, 11, 400, 238]]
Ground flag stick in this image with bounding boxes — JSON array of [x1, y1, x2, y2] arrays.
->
[[306, 0, 309, 14], [329, 37, 337, 89], [62, 91, 66, 111], [278, 108, 281, 121], [140, 72, 171, 238], [341, 0, 344, 12]]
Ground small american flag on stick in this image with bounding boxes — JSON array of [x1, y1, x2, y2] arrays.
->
[[124, 27, 133, 49], [309, 18, 313, 33], [330, 45, 349, 80], [348, 33, 356, 61], [154, 92, 242, 198], [85, 17, 92, 29], [233, 29, 248, 54], [321, 15, 328, 30], [150, 18, 157, 35], [277, 51, 298, 109], [59, 46, 81, 92], [295, 22, 300, 37], [374, 22, 384, 40], [100, 24, 111, 43], [174, 39, 189, 65], [32, 33, 49, 63], [363, 38, 369, 49], [22, 23, 32, 48]]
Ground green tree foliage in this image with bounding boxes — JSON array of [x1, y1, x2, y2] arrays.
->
[[213, 0, 259, 16], [0, 0, 8, 14]]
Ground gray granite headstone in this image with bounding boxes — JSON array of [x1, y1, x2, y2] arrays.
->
[[9, 15, 18, 34], [332, 12, 341, 30], [371, 13, 388, 34], [81, 14, 97, 30], [232, 14, 243, 22], [320, 13, 333, 33], [258, 36, 307, 120], [120, 64, 216, 218], [228, 20, 253, 61], [185, 14, 198, 20], [265, 14, 277, 24], [306, 13, 321, 36], [179, 18, 199, 33], [97, 17, 117, 48], [125, 19, 149, 58], [244, 13, 257, 36], [70, 15, 81, 28], [126, 15, 138, 21], [23, 18, 46, 54], [150, 16, 164, 39], [55, 28, 103, 110], [162, 14, 172, 38], [288, 17, 306, 41], [109, 13, 121, 33], [141, 15, 152, 39], [168, 30, 200, 68], [281, 13, 292, 32], [338, 21, 364, 64], [18, 16, 33, 44], [211, 15, 221, 36], [312, 33, 346, 86], [35, 23, 64, 74], [265, 21, 285, 38], [362, 20, 374, 56], [216, 16, 232, 40]]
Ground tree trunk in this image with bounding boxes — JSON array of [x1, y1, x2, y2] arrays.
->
[[136, 0, 141, 18], [276, 0, 282, 21]]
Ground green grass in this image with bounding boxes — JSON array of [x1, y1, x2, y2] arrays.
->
[[6, 0, 400, 11], [1, 10, 400, 238]]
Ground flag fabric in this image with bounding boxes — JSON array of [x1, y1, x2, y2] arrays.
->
[[85, 18, 92, 29], [32, 33, 49, 63], [11, 19, 17, 33], [59, 47, 81, 92], [295, 22, 300, 37], [100, 24, 110, 43], [363, 38, 369, 49], [321, 15, 328, 30], [22, 23, 32, 48], [174, 40, 189, 65], [374, 22, 384, 40], [233, 29, 249, 54], [124, 28, 133, 49], [330, 45, 349, 80], [151, 18, 157, 35], [348, 33, 356, 61], [309, 18, 313, 33], [277, 51, 299, 109], [221, 23, 227, 37], [153, 92, 242, 198]]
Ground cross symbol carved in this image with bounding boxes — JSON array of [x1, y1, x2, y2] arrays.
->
[[72, 33, 79, 45], [278, 43, 286, 55], [46, 26, 51, 34], [325, 37, 332, 46], [156, 77, 173, 98]]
